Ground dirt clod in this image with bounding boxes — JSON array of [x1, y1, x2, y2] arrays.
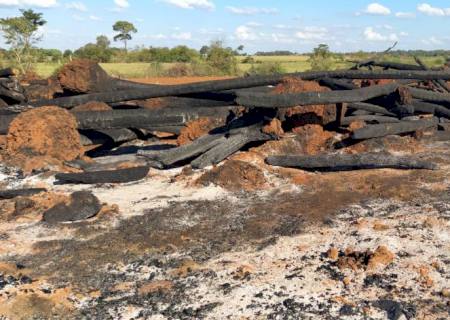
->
[[177, 117, 223, 146], [138, 280, 173, 296], [197, 160, 267, 191], [5, 106, 82, 172], [57, 59, 111, 93], [327, 247, 339, 260], [337, 246, 395, 271], [262, 118, 284, 136], [367, 246, 395, 271]]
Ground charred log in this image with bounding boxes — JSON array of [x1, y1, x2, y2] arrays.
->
[[55, 166, 150, 184], [0, 87, 26, 103], [410, 100, 450, 118], [347, 102, 396, 116], [408, 87, 450, 105], [357, 61, 423, 71], [190, 126, 273, 169], [414, 56, 450, 93], [236, 83, 399, 108], [341, 115, 400, 125], [16, 70, 450, 109], [43, 191, 101, 223], [0, 68, 17, 77], [74, 110, 186, 130], [318, 78, 359, 90], [138, 131, 228, 168], [352, 118, 438, 140], [266, 153, 437, 171], [0, 114, 15, 134], [79, 128, 138, 146], [0, 188, 47, 200]]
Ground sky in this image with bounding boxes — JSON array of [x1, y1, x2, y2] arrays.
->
[[1, 1, 450, 53]]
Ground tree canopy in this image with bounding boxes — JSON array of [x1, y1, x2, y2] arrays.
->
[[0, 9, 46, 72], [112, 21, 137, 51]]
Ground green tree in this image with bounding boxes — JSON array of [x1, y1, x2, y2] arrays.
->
[[0, 9, 46, 73], [205, 41, 238, 75], [112, 21, 137, 51], [63, 49, 73, 61], [96, 35, 111, 49], [309, 43, 334, 71], [199, 45, 209, 56]]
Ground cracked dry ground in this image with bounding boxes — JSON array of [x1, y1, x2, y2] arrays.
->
[[0, 140, 449, 320]]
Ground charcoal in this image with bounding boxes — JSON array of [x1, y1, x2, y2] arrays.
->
[[266, 153, 437, 171], [352, 118, 438, 139], [55, 166, 150, 184], [43, 191, 101, 223], [0, 188, 47, 200]]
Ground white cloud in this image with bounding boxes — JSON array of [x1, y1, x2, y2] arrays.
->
[[395, 12, 416, 19], [114, 0, 129, 8], [89, 15, 101, 21], [364, 27, 398, 42], [171, 32, 192, 40], [273, 24, 293, 30], [271, 33, 295, 44], [422, 36, 444, 45], [226, 6, 278, 15], [246, 21, 262, 27], [72, 14, 84, 21], [417, 3, 450, 16], [66, 1, 86, 11], [162, 0, 214, 10], [235, 25, 258, 41], [365, 3, 391, 15], [151, 34, 167, 39], [295, 26, 328, 40], [0, 0, 58, 7]]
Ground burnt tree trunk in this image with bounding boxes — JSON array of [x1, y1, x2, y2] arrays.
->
[[352, 118, 438, 139], [266, 153, 437, 171]]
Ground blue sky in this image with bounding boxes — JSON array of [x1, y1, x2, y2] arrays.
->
[[1, 1, 450, 52]]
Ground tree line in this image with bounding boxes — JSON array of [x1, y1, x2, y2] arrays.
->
[[1, 9, 449, 76]]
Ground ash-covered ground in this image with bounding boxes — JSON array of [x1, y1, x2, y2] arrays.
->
[[0, 138, 449, 320]]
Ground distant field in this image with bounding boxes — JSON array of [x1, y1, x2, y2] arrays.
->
[[30, 54, 448, 78]]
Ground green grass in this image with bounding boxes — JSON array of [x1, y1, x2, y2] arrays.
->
[[29, 54, 449, 78]]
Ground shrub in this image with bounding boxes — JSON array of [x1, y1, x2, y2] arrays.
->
[[242, 56, 255, 64], [164, 63, 192, 77], [248, 62, 285, 75], [205, 41, 238, 75], [309, 44, 334, 71], [190, 59, 215, 76], [145, 62, 164, 77]]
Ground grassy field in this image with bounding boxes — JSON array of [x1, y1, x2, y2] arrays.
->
[[30, 54, 448, 79]]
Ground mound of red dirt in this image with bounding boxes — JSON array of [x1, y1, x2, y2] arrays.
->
[[57, 59, 111, 93], [0, 192, 70, 222], [71, 101, 112, 112], [5, 106, 82, 172], [272, 77, 336, 126], [197, 160, 267, 191], [177, 117, 224, 146], [251, 124, 334, 158], [262, 118, 284, 136], [336, 246, 395, 272]]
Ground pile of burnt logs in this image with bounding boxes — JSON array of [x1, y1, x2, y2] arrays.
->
[[1, 60, 449, 183], [0, 68, 26, 109]]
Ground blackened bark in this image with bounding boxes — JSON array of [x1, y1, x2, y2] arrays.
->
[[266, 153, 437, 171]]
